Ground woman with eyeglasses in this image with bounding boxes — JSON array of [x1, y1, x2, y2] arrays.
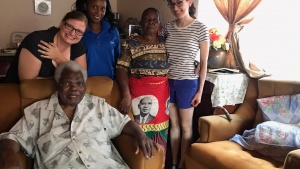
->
[[159, 0, 210, 169], [5, 11, 87, 83], [74, 0, 120, 80]]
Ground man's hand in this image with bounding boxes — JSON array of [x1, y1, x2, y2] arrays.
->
[[122, 121, 161, 159], [134, 134, 160, 159]]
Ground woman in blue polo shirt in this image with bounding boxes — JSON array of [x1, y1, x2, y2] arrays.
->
[[74, 0, 120, 79]]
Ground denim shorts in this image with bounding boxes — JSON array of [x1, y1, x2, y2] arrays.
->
[[168, 79, 199, 109]]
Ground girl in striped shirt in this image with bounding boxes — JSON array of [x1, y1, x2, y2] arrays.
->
[[159, 0, 210, 168]]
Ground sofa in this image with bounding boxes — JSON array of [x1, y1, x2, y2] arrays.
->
[[185, 76, 300, 169], [0, 76, 164, 169]]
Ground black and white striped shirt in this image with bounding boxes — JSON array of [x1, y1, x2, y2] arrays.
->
[[160, 20, 209, 79]]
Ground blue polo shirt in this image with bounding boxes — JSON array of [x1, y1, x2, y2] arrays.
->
[[82, 19, 120, 79]]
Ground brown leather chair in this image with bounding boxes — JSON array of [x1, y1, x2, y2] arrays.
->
[[0, 77, 164, 169], [185, 76, 300, 169]]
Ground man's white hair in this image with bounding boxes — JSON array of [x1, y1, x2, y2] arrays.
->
[[54, 61, 87, 83]]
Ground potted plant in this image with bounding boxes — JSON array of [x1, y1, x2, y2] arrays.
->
[[207, 28, 230, 69]]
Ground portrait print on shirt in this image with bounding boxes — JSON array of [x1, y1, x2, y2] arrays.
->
[[132, 95, 158, 124]]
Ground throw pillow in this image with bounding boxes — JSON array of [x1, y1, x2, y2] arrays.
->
[[257, 93, 300, 124], [255, 121, 300, 148], [230, 127, 296, 163]]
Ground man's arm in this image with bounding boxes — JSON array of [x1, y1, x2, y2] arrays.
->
[[121, 121, 160, 159], [0, 139, 22, 169]]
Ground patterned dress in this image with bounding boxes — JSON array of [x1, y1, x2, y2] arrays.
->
[[116, 37, 170, 162]]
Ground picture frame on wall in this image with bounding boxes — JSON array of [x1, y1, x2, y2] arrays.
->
[[128, 25, 141, 36]]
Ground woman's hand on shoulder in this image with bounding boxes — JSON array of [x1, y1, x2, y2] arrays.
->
[[38, 40, 62, 61], [127, 33, 139, 40], [194, 60, 200, 76]]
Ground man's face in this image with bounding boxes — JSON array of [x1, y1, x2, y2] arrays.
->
[[138, 97, 152, 115], [57, 68, 86, 107]]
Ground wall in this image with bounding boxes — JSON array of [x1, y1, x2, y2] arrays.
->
[[117, 0, 199, 33], [117, 0, 175, 32], [0, 0, 117, 49], [0, 0, 204, 48]]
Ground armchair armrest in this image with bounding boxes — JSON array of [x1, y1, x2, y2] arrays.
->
[[197, 113, 253, 143], [197, 78, 259, 143], [112, 134, 164, 169], [284, 149, 300, 169]]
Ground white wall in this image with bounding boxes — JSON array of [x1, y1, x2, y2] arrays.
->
[[117, 0, 175, 31], [0, 0, 208, 48], [0, 0, 117, 49]]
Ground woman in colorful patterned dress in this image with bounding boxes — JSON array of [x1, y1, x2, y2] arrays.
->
[[116, 8, 169, 167]]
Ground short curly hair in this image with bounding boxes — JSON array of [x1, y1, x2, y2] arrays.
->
[[54, 61, 87, 83]]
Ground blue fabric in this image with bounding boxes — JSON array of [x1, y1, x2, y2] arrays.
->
[[168, 79, 199, 109], [82, 20, 120, 79]]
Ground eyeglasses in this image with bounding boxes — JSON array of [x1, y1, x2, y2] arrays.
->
[[167, 0, 185, 8], [64, 22, 85, 36]]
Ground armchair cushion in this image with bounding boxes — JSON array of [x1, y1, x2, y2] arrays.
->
[[255, 121, 300, 148], [257, 93, 300, 124], [230, 120, 300, 163], [230, 127, 295, 163]]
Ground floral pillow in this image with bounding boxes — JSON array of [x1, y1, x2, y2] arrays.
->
[[255, 121, 300, 148], [230, 126, 297, 163], [257, 93, 300, 124]]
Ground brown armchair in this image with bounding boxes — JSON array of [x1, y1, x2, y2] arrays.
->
[[185, 76, 300, 169], [0, 76, 163, 169]]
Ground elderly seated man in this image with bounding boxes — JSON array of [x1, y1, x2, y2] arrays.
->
[[0, 61, 159, 169]]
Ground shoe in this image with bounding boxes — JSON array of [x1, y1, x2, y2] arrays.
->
[[172, 164, 178, 169]]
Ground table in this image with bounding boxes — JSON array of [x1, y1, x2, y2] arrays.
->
[[206, 72, 249, 108]]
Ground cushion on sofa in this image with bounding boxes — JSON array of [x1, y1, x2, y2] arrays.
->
[[0, 83, 21, 133], [230, 127, 297, 163], [187, 141, 284, 169], [255, 121, 300, 148], [257, 93, 300, 124]]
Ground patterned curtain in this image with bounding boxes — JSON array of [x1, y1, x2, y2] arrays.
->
[[213, 0, 269, 78]]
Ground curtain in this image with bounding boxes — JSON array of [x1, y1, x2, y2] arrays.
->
[[213, 0, 269, 78]]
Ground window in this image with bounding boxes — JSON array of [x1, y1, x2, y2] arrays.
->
[[197, 0, 299, 77]]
